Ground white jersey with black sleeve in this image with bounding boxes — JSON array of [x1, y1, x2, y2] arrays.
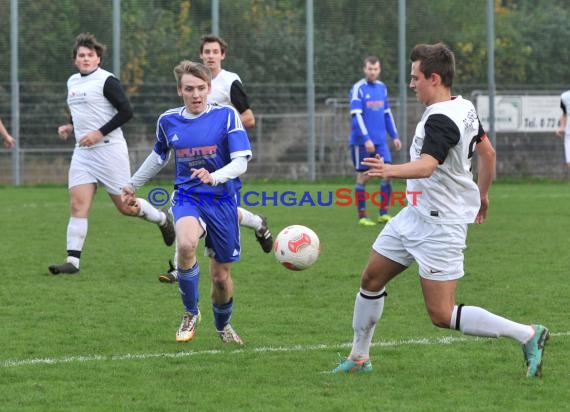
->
[[407, 96, 486, 224], [209, 69, 251, 114], [66, 67, 126, 148]]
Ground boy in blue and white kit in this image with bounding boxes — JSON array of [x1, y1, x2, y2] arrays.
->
[[349, 56, 401, 226], [122, 61, 251, 344]]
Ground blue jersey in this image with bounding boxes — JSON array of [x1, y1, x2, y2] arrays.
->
[[153, 104, 252, 196], [349, 79, 398, 146]]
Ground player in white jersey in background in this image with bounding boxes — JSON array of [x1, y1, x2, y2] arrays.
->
[[48, 33, 174, 275], [157, 34, 272, 283], [333, 43, 549, 378], [122, 61, 251, 343], [555, 89, 570, 170]]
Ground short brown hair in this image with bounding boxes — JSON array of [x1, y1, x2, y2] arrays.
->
[[72, 33, 106, 64], [199, 34, 228, 55], [173, 60, 212, 87], [364, 56, 380, 66], [410, 43, 455, 88]]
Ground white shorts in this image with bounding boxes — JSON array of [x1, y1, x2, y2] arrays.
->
[[372, 206, 467, 281], [68, 141, 130, 195]]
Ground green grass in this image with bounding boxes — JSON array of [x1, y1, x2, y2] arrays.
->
[[1, 180, 569, 411]]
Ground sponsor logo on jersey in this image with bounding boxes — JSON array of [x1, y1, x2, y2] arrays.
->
[[366, 100, 384, 110]]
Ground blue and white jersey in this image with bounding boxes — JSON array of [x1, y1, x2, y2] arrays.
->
[[349, 79, 398, 146], [153, 104, 251, 196]]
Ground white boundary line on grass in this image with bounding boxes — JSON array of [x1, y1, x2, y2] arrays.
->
[[3, 331, 568, 369]]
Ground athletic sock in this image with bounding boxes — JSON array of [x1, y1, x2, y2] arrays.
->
[[178, 263, 200, 315], [380, 180, 392, 215], [172, 239, 178, 269], [355, 183, 367, 218], [213, 298, 234, 331], [138, 198, 166, 225], [238, 207, 262, 230], [451, 305, 535, 343], [350, 288, 386, 360], [66, 217, 87, 268], [65, 255, 80, 268]]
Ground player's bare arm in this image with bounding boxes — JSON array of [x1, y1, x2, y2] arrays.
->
[[57, 123, 74, 140], [78, 129, 104, 147], [364, 139, 375, 153], [556, 113, 566, 137], [474, 137, 496, 224], [0, 120, 15, 148], [120, 184, 137, 207], [362, 153, 438, 179], [2, 133, 16, 148], [392, 138, 402, 151], [240, 109, 255, 129], [191, 167, 215, 185]]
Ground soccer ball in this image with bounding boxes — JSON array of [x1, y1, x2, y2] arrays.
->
[[273, 225, 320, 271]]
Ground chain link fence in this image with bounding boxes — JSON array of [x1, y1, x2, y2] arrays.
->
[[1, 0, 569, 184]]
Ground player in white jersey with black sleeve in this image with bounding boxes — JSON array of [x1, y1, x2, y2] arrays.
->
[[48, 33, 174, 275], [333, 43, 549, 378], [157, 34, 272, 283], [555, 89, 570, 170]]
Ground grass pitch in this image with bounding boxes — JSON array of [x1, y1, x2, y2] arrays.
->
[[0, 180, 569, 411]]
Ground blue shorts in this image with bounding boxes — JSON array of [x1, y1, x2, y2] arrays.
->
[[171, 190, 240, 263], [350, 144, 392, 171]]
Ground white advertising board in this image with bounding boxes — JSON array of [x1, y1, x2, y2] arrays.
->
[[475, 95, 561, 132]]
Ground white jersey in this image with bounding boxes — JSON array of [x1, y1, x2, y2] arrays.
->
[[560, 90, 570, 136], [67, 67, 126, 148], [407, 96, 482, 224], [209, 69, 241, 106]]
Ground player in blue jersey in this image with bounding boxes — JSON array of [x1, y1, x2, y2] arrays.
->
[[333, 43, 548, 377], [157, 34, 272, 284], [349, 56, 402, 226], [48, 33, 174, 275], [122, 60, 251, 344]]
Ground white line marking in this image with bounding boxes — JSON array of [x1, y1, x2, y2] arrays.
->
[[2, 332, 567, 369]]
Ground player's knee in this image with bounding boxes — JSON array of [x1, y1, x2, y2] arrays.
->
[[69, 199, 89, 216], [428, 309, 452, 329], [360, 269, 375, 287], [356, 173, 369, 185], [177, 237, 199, 259], [211, 266, 231, 285], [360, 268, 385, 291], [211, 271, 230, 289]]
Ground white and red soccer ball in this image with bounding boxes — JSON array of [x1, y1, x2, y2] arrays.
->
[[273, 225, 320, 270]]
